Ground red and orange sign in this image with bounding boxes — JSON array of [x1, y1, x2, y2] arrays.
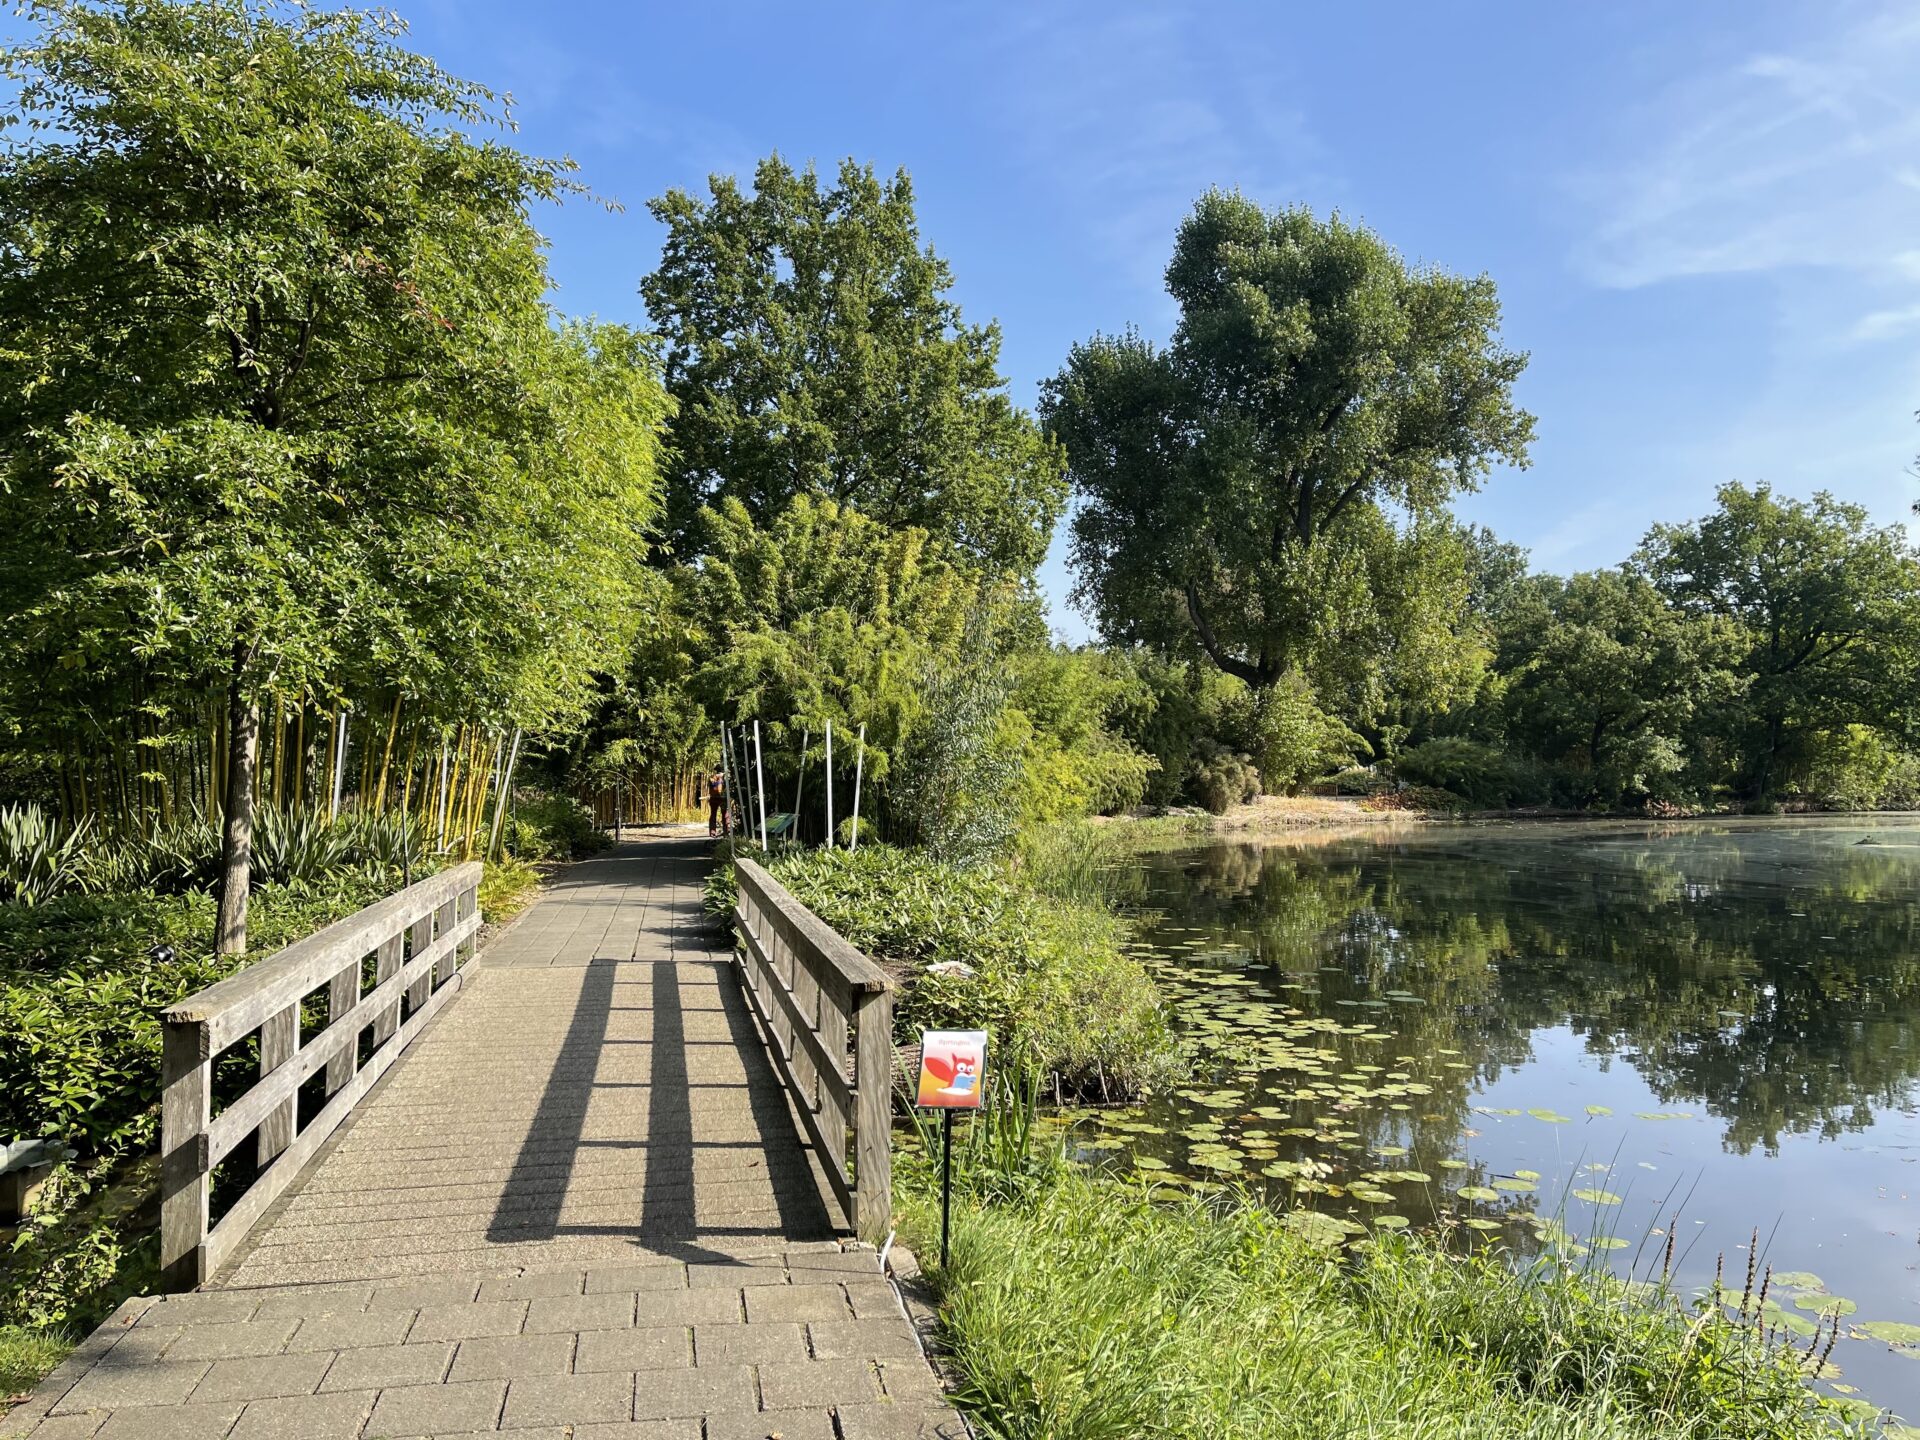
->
[[915, 1030, 987, 1109]]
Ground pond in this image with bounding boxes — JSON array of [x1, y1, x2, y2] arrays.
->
[[1068, 816, 1920, 1419]]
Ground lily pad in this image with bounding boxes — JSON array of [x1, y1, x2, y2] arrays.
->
[[1374, 1215, 1410, 1230], [1491, 1177, 1538, 1193], [1457, 1186, 1501, 1202], [1584, 1105, 1613, 1116], [1854, 1320, 1920, 1346], [1794, 1294, 1857, 1318], [1570, 1189, 1624, 1206], [1770, 1271, 1823, 1291]]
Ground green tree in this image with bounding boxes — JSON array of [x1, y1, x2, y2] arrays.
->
[[0, 1, 665, 949], [1043, 191, 1533, 700], [1636, 483, 1920, 799], [643, 156, 1067, 575], [1497, 571, 1734, 806]]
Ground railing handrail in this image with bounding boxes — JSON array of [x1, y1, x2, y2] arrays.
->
[[163, 863, 480, 1048], [160, 862, 484, 1288], [734, 858, 888, 993], [731, 857, 893, 1243]]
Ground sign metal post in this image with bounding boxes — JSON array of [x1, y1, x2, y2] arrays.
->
[[915, 1029, 987, 1271]]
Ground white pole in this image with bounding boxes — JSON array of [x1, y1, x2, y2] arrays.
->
[[330, 710, 349, 819], [717, 724, 733, 838], [753, 720, 769, 849], [824, 721, 834, 848], [849, 723, 866, 851]]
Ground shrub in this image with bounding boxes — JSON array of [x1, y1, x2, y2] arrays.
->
[[719, 845, 1181, 1101], [891, 645, 1022, 867], [1187, 740, 1261, 815], [1244, 675, 1358, 794], [1390, 738, 1517, 808], [0, 804, 90, 906], [508, 790, 609, 860]]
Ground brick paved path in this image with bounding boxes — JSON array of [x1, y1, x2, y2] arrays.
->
[[2, 837, 964, 1440]]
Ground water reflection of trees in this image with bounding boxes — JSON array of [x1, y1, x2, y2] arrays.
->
[[1144, 828, 1920, 1154]]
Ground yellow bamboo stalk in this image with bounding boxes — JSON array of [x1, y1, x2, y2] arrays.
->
[[399, 723, 420, 819], [373, 693, 403, 813]]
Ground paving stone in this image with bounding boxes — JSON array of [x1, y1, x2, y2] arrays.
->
[[51, 1359, 210, 1413], [477, 1271, 585, 1302], [188, 1351, 334, 1404], [365, 1278, 482, 1310], [705, 1411, 838, 1440], [366, 1379, 507, 1436], [632, 1289, 744, 1328], [877, 1359, 945, 1401], [756, 1358, 882, 1411], [836, 1401, 972, 1440], [685, 1263, 787, 1289], [406, 1300, 528, 1342], [573, 1327, 690, 1374], [440, 1331, 571, 1384], [137, 1294, 261, 1329], [743, 1285, 850, 1325], [12, 1416, 107, 1440], [523, 1292, 633, 1334], [318, 1340, 453, 1390], [690, 1322, 807, 1367], [629, 1365, 756, 1420], [785, 1251, 882, 1275], [500, 1369, 634, 1429], [160, 1319, 300, 1363], [246, 1286, 373, 1321], [92, 1403, 243, 1439], [806, 1319, 923, 1361], [583, 1265, 689, 1295], [283, 1308, 416, 1353], [226, 1389, 376, 1440], [843, 1283, 904, 1321], [570, 1423, 700, 1440]]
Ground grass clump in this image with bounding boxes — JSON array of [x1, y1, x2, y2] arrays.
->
[[920, 1172, 1871, 1440], [0, 1325, 69, 1407], [711, 844, 1180, 1100]]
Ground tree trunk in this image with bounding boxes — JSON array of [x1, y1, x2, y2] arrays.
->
[[215, 645, 261, 956]]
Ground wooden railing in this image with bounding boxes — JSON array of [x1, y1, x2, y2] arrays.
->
[[159, 863, 483, 1287], [732, 858, 893, 1242]]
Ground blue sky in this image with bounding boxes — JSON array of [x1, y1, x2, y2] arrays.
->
[[66, 3, 1920, 638]]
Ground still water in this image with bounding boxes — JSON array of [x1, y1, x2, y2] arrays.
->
[[1076, 817, 1920, 1417]]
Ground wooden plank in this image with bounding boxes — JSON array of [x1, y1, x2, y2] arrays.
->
[[203, 912, 480, 1168], [737, 916, 852, 1120], [432, 896, 457, 988], [324, 959, 360, 1096], [159, 1019, 211, 1289], [819, 975, 852, 1151], [203, 962, 467, 1279], [852, 988, 894, 1244], [734, 953, 854, 1221], [735, 860, 887, 993], [791, 926, 822, 1111], [371, 932, 403, 1048], [167, 863, 481, 1049], [255, 1004, 298, 1167]]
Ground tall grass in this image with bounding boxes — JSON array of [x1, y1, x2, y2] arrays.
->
[[915, 1172, 1873, 1440], [1016, 816, 1209, 907]]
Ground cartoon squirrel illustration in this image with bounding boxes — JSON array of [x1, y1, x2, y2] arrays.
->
[[945, 1056, 978, 1095]]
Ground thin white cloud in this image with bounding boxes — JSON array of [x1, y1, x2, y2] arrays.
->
[[1577, 5, 1920, 294], [987, 5, 1333, 299]]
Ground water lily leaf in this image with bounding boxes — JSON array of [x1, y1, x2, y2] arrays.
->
[[1570, 1189, 1624, 1206], [1584, 1105, 1613, 1116], [1457, 1186, 1501, 1202], [1132, 1156, 1170, 1171], [1526, 1108, 1572, 1124], [1590, 1236, 1630, 1250], [1491, 1178, 1537, 1193], [1374, 1215, 1410, 1229], [1855, 1320, 1920, 1346], [1771, 1271, 1823, 1291], [1794, 1294, 1857, 1317], [1436, 1158, 1469, 1170], [1512, 1170, 1541, 1181], [1463, 1218, 1503, 1231]]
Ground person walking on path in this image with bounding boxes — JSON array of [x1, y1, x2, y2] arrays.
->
[[706, 768, 729, 836]]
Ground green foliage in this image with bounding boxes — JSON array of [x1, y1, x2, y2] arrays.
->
[[643, 155, 1066, 575], [0, 805, 90, 906], [0, 1157, 156, 1334], [507, 791, 609, 861], [1001, 649, 1157, 823], [1637, 484, 1920, 801], [1045, 192, 1531, 711], [890, 634, 1023, 866], [1241, 674, 1358, 794], [0, 1323, 70, 1402], [1805, 727, 1920, 812], [1187, 740, 1262, 815], [751, 845, 1181, 1100], [922, 1172, 1863, 1440], [478, 856, 540, 922], [1390, 738, 1529, 809]]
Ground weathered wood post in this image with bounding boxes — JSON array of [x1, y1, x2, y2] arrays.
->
[[853, 986, 894, 1243], [160, 1018, 211, 1289]]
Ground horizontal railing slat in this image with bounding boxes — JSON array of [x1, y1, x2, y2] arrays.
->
[[735, 949, 854, 1216], [166, 863, 482, 1051], [735, 860, 887, 995], [203, 911, 480, 1169]]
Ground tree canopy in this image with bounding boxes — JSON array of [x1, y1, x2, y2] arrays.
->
[[643, 155, 1066, 575], [0, 0, 668, 945], [1045, 191, 1534, 696]]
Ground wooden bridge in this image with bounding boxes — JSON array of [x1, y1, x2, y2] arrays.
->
[[1, 836, 964, 1440]]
